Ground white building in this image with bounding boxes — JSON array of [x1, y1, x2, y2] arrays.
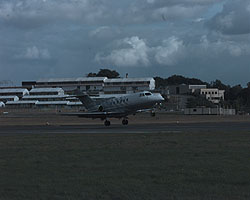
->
[[6, 100, 38, 108], [0, 101, 5, 107], [0, 88, 29, 98], [29, 88, 65, 96], [26, 77, 107, 94], [0, 96, 19, 103], [200, 88, 225, 104], [104, 78, 155, 94], [21, 88, 71, 108], [22, 77, 155, 95], [36, 101, 69, 108]]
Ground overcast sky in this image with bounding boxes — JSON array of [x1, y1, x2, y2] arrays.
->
[[0, 0, 250, 86]]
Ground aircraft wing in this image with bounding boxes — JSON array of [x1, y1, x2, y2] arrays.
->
[[136, 108, 153, 113], [61, 111, 128, 119]]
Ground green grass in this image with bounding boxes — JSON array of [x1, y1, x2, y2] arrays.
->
[[0, 131, 250, 200]]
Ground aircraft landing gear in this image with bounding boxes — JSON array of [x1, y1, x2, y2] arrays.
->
[[104, 120, 111, 126], [122, 119, 128, 125]]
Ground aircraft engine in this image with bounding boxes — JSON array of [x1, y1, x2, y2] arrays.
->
[[98, 105, 104, 112]]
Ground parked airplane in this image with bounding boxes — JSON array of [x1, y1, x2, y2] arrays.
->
[[63, 91, 164, 126]]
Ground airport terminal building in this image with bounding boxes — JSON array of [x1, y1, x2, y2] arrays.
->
[[22, 77, 155, 95]]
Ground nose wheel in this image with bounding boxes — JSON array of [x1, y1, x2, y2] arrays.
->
[[122, 119, 128, 125], [104, 120, 111, 126]]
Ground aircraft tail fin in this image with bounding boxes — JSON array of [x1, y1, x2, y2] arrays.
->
[[76, 94, 96, 109], [71, 89, 96, 109]]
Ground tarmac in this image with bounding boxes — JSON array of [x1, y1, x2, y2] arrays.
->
[[0, 112, 250, 134], [0, 122, 250, 135]]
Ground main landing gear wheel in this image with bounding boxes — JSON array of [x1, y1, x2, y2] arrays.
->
[[104, 120, 111, 126], [122, 119, 128, 125]]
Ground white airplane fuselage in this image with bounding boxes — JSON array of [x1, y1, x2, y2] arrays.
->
[[65, 91, 164, 126], [94, 92, 164, 114]]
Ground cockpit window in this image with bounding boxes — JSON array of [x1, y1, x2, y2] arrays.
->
[[145, 92, 152, 96], [139, 93, 145, 97]]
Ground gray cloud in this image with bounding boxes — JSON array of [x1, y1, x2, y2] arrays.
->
[[0, 0, 107, 29], [95, 36, 186, 67], [0, 0, 223, 30], [95, 36, 150, 67], [207, 0, 250, 35], [0, 0, 249, 86], [15, 46, 51, 60]]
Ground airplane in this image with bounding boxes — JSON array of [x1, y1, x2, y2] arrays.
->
[[63, 91, 164, 126]]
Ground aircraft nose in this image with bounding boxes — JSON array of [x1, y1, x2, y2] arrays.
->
[[159, 94, 165, 101], [155, 93, 164, 102]]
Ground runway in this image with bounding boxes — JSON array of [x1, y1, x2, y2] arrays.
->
[[0, 121, 250, 135]]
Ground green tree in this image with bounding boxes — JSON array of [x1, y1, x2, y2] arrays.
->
[[154, 75, 208, 89], [87, 69, 120, 78]]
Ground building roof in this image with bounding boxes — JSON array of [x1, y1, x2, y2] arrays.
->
[[22, 95, 69, 99], [30, 88, 64, 93], [37, 77, 107, 83], [104, 78, 154, 83], [0, 88, 28, 93], [200, 88, 224, 91], [0, 96, 19, 99], [6, 100, 38, 105], [36, 101, 69, 105]]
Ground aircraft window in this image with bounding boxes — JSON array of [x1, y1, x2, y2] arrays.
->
[[145, 92, 152, 96], [139, 93, 144, 97]]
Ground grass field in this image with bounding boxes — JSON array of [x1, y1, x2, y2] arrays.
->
[[0, 130, 250, 200]]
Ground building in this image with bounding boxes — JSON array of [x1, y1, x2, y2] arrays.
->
[[200, 88, 225, 104], [22, 77, 107, 95], [104, 78, 155, 94], [29, 88, 65, 96], [22, 77, 155, 95], [0, 102, 5, 107], [165, 84, 207, 95], [184, 107, 235, 115], [167, 84, 190, 95], [21, 88, 72, 108], [0, 96, 19, 103], [35, 101, 69, 108], [189, 85, 207, 93], [0, 88, 29, 98], [6, 100, 38, 108]]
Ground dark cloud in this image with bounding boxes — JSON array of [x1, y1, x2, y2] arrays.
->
[[207, 0, 250, 35], [0, 0, 249, 85], [0, 0, 222, 30]]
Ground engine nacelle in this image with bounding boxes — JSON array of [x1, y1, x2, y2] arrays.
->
[[98, 105, 104, 112]]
